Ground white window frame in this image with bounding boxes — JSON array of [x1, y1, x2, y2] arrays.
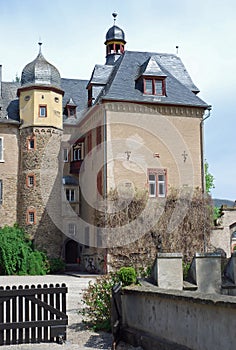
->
[[28, 211, 35, 224], [158, 174, 166, 197], [68, 223, 76, 236], [73, 143, 84, 161], [0, 137, 4, 162], [148, 174, 156, 197], [66, 188, 76, 202], [39, 105, 47, 117], [148, 169, 167, 198], [63, 148, 68, 162]]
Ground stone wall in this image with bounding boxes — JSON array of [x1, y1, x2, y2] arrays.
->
[[112, 252, 236, 350], [17, 126, 63, 257], [120, 286, 236, 350], [0, 124, 19, 226]]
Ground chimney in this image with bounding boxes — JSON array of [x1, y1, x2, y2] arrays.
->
[[0, 65, 2, 98]]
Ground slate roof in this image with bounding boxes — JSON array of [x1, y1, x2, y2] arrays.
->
[[61, 78, 88, 125], [0, 82, 20, 124], [0, 49, 208, 127], [87, 64, 114, 86], [93, 50, 208, 108], [21, 51, 61, 89], [105, 25, 126, 43], [0, 78, 88, 126]]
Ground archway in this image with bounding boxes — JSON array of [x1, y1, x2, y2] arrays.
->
[[65, 239, 78, 264]]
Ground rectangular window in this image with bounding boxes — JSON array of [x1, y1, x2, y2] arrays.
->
[[63, 148, 68, 162], [73, 143, 84, 161], [158, 174, 166, 197], [39, 105, 47, 118], [145, 79, 153, 94], [155, 80, 163, 95], [0, 180, 2, 205], [0, 137, 4, 161], [66, 189, 75, 202], [27, 209, 36, 224], [148, 174, 156, 197], [28, 136, 36, 150], [148, 169, 167, 198], [144, 78, 165, 96], [27, 174, 35, 187], [68, 223, 76, 236]]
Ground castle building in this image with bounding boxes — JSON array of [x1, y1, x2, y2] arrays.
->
[[0, 16, 210, 272]]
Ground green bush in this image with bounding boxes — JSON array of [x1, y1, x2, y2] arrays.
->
[[81, 274, 117, 331], [81, 266, 138, 331], [117, 266, 137, 286], [48, 258, 66, 273], [0, 225, 49, 275]]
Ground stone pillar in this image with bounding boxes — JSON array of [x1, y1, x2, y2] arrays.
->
[[153, 253, 183, 290], [188, 253, 222, 293]]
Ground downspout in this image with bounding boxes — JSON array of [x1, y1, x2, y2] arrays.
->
[[200, 106, 211, 194], [200, 106, 211, 252]]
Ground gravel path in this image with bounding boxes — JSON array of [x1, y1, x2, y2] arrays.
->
[[0, 274, 142, 350]]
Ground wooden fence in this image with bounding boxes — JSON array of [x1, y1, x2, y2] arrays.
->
[[0, 283, 68, 345]]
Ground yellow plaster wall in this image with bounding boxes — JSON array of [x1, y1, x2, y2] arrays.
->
[[19, 89, 63, 129], [105, 107, 202, 193]]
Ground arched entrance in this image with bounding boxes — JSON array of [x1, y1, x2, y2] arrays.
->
[[65, 239, 78, 264]]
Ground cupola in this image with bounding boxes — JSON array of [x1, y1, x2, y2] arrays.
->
[[17, 43, 64, 130], [20, 42, 61, 89], [105, 13, 126, 65]]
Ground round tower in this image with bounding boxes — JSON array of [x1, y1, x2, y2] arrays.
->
[[105, 13, 126, 65], [17, 43, 64, 258]]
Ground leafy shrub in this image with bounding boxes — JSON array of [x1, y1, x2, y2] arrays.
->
[[48, 258, 66, 273], [81, 266, 138, 331], [117, 267, 137, 286], [0, 225, 49, 275], [81, 274, 117, 331]]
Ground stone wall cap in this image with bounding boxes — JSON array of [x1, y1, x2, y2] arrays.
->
[[157, 253, 183, 258], [194, 252, 222, 258]]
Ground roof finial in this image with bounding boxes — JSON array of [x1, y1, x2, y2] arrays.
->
[[112, 12, 117, 25], [38, 38, 42, 53]]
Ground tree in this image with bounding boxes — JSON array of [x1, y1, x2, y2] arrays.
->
[[0, 225, 49, 275], [205, 161, 215, 194]]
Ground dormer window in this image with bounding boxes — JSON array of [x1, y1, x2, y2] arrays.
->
[[144, 78, 166, 96], [68, 106, 76, 117], [65, 98, 77, 118]]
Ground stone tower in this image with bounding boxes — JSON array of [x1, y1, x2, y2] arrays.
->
[[17, 43, 64, 257]]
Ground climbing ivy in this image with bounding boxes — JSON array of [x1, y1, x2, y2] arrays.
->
[[0, 225, 49, 275]]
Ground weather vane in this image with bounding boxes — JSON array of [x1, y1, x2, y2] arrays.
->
[[112, 12, 117, 25]]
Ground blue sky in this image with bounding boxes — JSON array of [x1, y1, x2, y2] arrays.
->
[[1, 0, 235, 200]]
